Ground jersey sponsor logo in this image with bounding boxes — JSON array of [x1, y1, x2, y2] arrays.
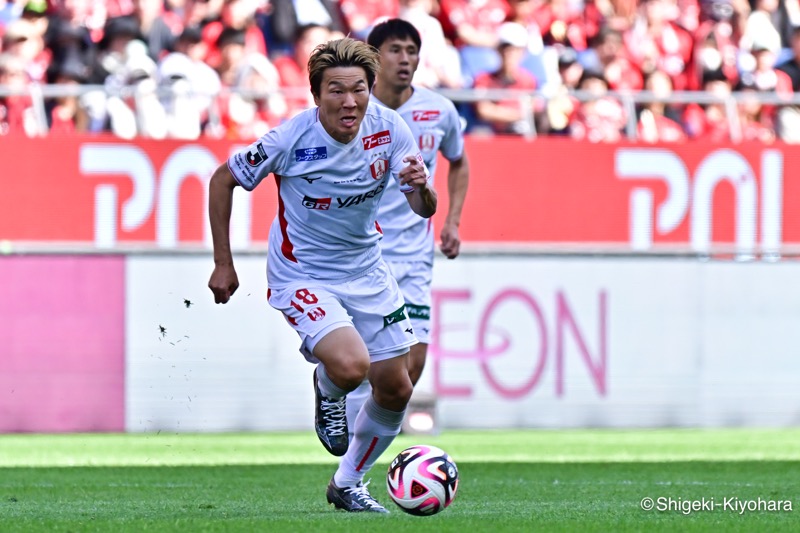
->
[[295, 146, 328, 162], [382, 305, 407, 327], [405, 304, 430, 320], [362, 130, 391, 150], [419, 133, 435, 151], [336, 183, 385, 208], [370, 158, 388, 180], [412, 110, 440, 121], [245, 143, 268, 166], [301, 176, 322, 184], [302, 195, 331, 210]]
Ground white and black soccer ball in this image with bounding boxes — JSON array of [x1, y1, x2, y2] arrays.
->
[[386, 444, 459, 516]]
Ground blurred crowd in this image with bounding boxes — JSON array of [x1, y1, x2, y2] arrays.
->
[[1, 0, 800, 141]]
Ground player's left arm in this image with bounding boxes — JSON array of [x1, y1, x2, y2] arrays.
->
[[440, 152, 470, 259], [400, 154, 438, 219]]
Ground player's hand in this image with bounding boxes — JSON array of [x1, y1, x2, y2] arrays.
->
[[208, 264, 239, 304], [399, 154, 428, 190], [440, 222, 461, 259]]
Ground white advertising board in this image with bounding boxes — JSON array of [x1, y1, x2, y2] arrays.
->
[[125, 256, 800, 431]]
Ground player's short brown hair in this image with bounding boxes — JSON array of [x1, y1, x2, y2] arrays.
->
[[308, 38, 380, 97]]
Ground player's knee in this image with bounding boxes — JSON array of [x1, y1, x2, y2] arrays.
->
[[373, 371, 414, 410], [331, 356, 370, 389]]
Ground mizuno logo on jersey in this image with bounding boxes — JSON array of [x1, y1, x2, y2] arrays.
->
[[302, 195, 331, 210], [336, 183, 384, 208], [362, 130, 391, 150], [383, 305, 407, 327], [295, 146, 328, 162], [412, 110, 440, 121], [246, 143, 268, 166], [301, 176, 322, 184]]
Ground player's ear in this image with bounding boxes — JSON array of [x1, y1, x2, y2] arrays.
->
[[312, 90, 320, 107]]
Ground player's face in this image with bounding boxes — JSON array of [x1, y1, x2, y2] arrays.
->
[[314, 66, 370, 144], [377, 37, 420, 90]]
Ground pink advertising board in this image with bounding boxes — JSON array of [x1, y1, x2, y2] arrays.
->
[[0, 256, 125, 432]]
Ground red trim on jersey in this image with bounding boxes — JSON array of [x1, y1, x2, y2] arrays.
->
[[267, 288, 271, 300], [356, 436, 379, 471], [426, 218, 432, 234], [275, 175, 297, 262], [375, 220, 382, 234]]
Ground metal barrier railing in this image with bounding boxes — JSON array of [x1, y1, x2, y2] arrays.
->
[[1, 83, 798, 141]]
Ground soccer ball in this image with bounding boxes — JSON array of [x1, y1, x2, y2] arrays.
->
[[386, 444, 459, 516]]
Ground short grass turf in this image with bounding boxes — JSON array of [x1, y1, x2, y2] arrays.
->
[[0, 429, 798, 532]]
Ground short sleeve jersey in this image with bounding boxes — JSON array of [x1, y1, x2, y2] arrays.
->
[[227, 102, 429, 288], [370, 86, 464, 264]]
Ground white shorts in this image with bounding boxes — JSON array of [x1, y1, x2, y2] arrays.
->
[[386, 260, 432, 345], [268, 262, 417, 363]]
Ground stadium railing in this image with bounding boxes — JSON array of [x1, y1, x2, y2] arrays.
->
[[2, 83, 799, 142]]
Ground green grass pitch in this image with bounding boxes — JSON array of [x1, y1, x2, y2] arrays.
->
[[0, 429, 798, 532]]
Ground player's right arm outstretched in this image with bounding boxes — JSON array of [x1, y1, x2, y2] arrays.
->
[[208, 163, 240, 304]]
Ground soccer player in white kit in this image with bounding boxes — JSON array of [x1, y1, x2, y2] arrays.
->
[[207, 38, 437, 513], [345, 19, 470, 430]]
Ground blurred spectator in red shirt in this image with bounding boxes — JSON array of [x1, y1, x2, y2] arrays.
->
[[202, 0, 266, 69], [339, 0, 398, 39], [581, 26, 643, 91], [46, 58, 89, 134], [532, 0, 591, 50], [438, 0, 510, 83], [636, 68, 686, 142], [272, 22, 329, 117], [682, 69, 731, 141], [0, 52, 43, 136], [735, 72, 776, 143], [472, 21, 537, 134], [569, 69, 627, 142], [625, 0, 694, 90]]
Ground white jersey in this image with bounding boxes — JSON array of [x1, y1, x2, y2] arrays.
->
[[370, 86, 464, 264], [227, 102, 429, 288]]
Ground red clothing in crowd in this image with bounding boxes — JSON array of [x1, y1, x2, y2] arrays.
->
[[473, 67, 537, 133], [604, 56, 644, 91], [637, 110, 686, 142], [202, 23, 267, 69], [532, 0, 591, 49], [339, 0, 399, 34], [438, 0, 510, 46], [625, 21, 694, 90], [683, 103, 729, 141], [272, 54, 315, 118]]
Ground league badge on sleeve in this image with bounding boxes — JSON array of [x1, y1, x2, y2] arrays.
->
[[246, 143, 268, 167]]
